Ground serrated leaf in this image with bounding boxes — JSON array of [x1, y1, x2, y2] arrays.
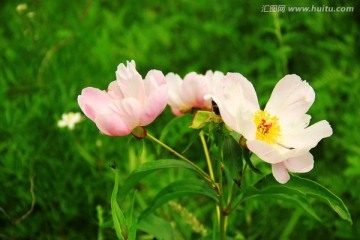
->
[[140, 179, 218, 219], [241, 174, 352, 224], [118, 159, 200, 201]]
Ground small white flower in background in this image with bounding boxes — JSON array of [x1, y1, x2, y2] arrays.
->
[[16, 4, 28, 13], [57, 112, 83, 130], [27, 12, 35, 19]]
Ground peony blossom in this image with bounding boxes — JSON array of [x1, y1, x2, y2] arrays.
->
[[166, 71, 224, 116], [211, 74, 333, 183], [77, 60, 168, 137]]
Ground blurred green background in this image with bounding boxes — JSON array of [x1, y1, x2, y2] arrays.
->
[[1, 0, 359, 239]]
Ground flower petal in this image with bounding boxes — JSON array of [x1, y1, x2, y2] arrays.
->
[[95, 113, 132, 136], [247, 140, 311, 164], [247, 140, 284, 164], [115, 61, 145, 101], [282, 120, 333, 149], [265, 75, 315, 123], [166, 72, 192, 115], [144, 70, 167, 93], [210, 72, 259, 135], [284, 152, 314, 173], [182, 72, 211, 109], [77, 87, 113, 121], [141, 84, 168, 126], [111, 98, 143, 129], [272, 163, 290, 184]]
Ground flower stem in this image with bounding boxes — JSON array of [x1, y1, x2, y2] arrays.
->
[[200, 130, 221, 224], [217, 125, 227, 240], [200, 131, 215, 181], [146, 133, 214, 186]]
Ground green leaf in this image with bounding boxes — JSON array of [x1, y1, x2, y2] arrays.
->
[[111, 171, 126, 240], [241, 174, 352, 224], [140, 179, 218, 219], [118, 159, 201, 201], [126, 191, 137, 240], [243, 148, 262, 174], [138, 214, 175, 240], [158, 114, 193, 154], [222, 135, 243, 186], [181, 128, 202, 154]]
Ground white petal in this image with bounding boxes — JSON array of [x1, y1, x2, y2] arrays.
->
[[272, 163, 290, 184], [284, 152, 314, 173], [247, 140, 284, 164], [247, 140, 311, 164], [222, 73, 259, 114], [210, 72, 259, 135], [265, 75, 315, 122], [281, 114, 311, 133], [282, 120, 333, 149]]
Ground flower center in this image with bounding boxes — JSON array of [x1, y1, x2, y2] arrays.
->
[[253, 110, 281, 144]]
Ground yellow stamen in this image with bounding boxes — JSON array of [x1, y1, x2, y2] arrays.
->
[[253, 110, 281, 144]]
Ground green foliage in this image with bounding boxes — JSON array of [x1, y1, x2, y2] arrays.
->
[[1, 0, 359, 239], [241, 175, 352, 225]]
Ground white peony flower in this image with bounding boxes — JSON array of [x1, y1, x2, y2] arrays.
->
[[211, 74, 333, 183]]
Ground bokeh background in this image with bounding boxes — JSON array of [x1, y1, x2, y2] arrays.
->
[[1, 0, 359, 239]]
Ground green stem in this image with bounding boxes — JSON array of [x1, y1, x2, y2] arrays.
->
[[217, 125, 227, 240], [200, 131, 215, 182], [146, 133, 214, 186], [200, 130, 221, 225], [280, 209, 302, 240], [272, 11, 288, 76]]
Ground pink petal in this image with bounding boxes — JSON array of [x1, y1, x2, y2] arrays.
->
[[182, 72, 211, 108], [108, 80, 124, 99], [145, 69, 167, 88], [265, 75, 315, 123], [95, 113, 132, 136], [77, 87, 113, 121], [272, 163, 290, 184], [115, 61, 145, 101], [284, 152, 314, 173], [282, 120, 333, 149], [112, 98, 143, 129], [166, 73, 192, 115], [141, 84, 168, 125]]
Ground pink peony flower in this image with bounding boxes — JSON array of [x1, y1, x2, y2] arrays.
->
[[166, 71, 224, 116], [78, 60, 168, 137], [211, 74, 333, 184]]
